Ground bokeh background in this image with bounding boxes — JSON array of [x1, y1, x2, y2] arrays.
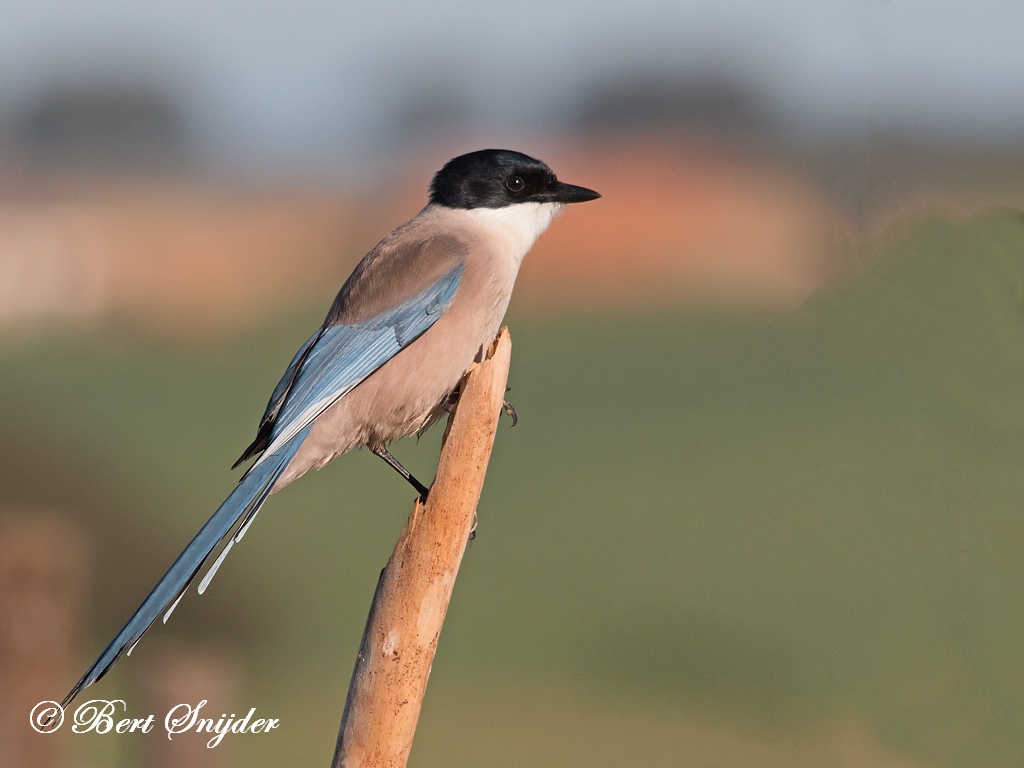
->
[[2, 2, 1024, 766]]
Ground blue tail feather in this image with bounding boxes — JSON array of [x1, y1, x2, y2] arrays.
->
[[61, 426, 312, 709]]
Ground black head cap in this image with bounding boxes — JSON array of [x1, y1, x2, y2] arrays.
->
[[429, 149, 600, 209]]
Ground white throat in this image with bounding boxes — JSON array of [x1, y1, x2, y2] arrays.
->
[[460, 202, 563, 264]]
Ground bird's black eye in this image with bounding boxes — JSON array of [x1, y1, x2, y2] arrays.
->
[[505, 176, 525, 193]]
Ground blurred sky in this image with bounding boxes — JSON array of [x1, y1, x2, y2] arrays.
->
[[1, 0, 1023, 173]]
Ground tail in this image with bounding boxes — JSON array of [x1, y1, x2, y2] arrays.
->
[[61, 425, 312, 710]]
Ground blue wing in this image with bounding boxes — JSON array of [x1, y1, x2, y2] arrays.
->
[[63, 263, 463, 708], [253, 264, 462, 463]]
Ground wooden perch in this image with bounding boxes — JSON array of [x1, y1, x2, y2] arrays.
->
[[332, 327, 513, 768]]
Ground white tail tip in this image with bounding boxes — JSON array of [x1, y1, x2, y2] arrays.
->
[[198, 538, 235, 596]]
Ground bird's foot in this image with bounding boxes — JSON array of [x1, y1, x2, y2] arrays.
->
[[404, 468, 430, 501], [502, 387, 518, 427], [441, 386, 462, 415]]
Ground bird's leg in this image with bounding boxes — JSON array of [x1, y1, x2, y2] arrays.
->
[[502, 386, 518, 427], [371, 446, 430, 501]]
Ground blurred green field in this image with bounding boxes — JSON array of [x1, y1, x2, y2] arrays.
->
[[2, 212, 1023, 767]]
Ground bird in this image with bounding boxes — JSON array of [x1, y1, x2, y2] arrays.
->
[[61, 148, 599, 709]]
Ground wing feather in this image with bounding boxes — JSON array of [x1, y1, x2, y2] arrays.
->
[[235, 232, 466, 469], [249, 262, 462, 468]]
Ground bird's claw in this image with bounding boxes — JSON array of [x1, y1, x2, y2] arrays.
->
[[502, 399, 518, 427], [441, 386, 462, 414], [501, 386, 517, 427]]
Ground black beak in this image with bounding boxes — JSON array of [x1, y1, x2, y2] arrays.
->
[[538, 181, 601, 204]]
